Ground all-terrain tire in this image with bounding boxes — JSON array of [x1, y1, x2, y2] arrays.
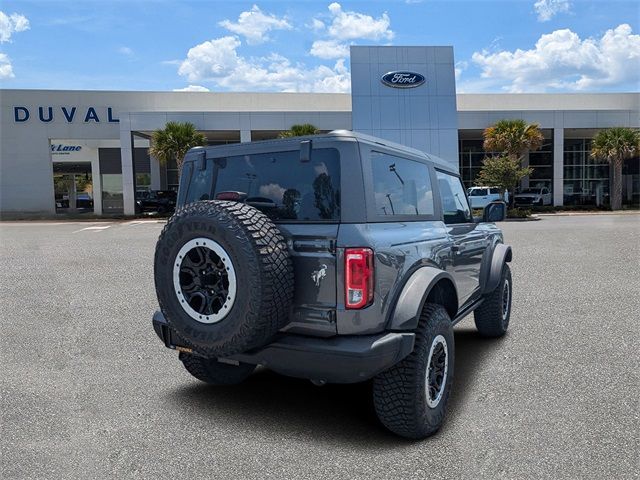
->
[[179, 352, 255, 385], [373, 304, 455, 439], [474, 263, 512, 337], [154, 200, 294, 357]]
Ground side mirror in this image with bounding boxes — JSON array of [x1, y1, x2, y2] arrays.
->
[[483, 201, 507, 222]]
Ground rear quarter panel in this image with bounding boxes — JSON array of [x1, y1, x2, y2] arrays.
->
[[336, 221, 450, 334]]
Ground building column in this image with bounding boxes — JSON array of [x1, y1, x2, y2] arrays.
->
[[553, 127, 564, 206], [91, 152, 103, 215], [240, 130, 251, 143], [119, 115, 136, 215]]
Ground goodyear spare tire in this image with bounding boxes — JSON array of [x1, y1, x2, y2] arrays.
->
[[154, 200, 294, 357]]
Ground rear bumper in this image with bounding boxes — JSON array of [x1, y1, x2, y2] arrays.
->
[[152, 311, 415, 384]]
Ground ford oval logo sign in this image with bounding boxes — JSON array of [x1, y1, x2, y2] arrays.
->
[[381, 71, 426, 88]]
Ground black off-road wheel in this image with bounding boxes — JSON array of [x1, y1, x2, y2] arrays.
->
[[154, 200, 294, 357], [373, 304, 455, 439], [474, 263, 512, 337], [179, 352, 256, 385]]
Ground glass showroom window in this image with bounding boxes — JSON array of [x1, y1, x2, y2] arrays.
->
[[528, 132, 553, 192], [458, 139, 501, 189], [563, 138, 610, 206], [102, 174, 124, 213]]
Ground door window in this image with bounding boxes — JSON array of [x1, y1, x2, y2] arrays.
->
[[370, 152, 434, 217], [469, 188, 487, 196], [436, 171, 472, 224]]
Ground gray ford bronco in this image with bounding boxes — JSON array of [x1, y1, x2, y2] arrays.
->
[[152, 130, 513, 439]]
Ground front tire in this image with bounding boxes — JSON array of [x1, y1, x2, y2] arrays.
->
[[179, 352, 255, 385], [474, 263, 512, 337], [373, 304, 455, 439]]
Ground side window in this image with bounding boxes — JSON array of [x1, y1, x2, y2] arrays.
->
[[436, 171, 472, 224], [490, 188, 500, 195], [371, 152, 434, 217], [185, 158, 215, 203]]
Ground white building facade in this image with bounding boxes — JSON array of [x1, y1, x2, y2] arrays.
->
[[1, 46, 638, 216]]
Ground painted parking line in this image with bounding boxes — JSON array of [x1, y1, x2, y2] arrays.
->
[[124, 220, 165, 226], [72, 225, 112, 233]]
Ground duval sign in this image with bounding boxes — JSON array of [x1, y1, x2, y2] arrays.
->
[[13, 106, 119, 123], [381, 71, 426, 88]]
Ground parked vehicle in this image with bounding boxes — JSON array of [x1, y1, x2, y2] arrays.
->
[[136, 190, 177, 214], [467, 186, 507, 209], [151, 131, 513, 439], [514, 187, 552, 206]]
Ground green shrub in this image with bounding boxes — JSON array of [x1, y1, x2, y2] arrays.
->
[[507, 207, 531, 218]]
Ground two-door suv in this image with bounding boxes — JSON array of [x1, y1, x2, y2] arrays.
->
[[152, 131, 513, 439]]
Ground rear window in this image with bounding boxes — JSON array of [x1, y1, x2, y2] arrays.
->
[[184, 148, 340, 222]]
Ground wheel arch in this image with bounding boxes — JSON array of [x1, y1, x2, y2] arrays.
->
[[482, 243, 512, 294], [388, 267, 459, 331]]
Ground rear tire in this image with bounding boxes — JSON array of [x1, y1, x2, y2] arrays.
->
[[474, 263, 512, 337], [373, 304, 454, 439], [179, 352, 255, 385]]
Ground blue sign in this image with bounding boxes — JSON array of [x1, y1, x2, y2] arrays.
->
[[381, 71, 426, 88], [13, 106, 119, 123], [51, 144, 82, 153]]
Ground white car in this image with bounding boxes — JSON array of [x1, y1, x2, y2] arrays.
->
[[467, 187, 506, 209], [514, 187, 552, 206]]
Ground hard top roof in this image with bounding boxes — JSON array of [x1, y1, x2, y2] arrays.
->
[[188, 130, 457, 173]]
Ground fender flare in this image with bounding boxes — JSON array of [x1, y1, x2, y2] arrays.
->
[[482, 243, 512, 294], [388, 267, 458, 331]]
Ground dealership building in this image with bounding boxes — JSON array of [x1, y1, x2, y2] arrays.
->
[[1, 46, 638, 216]]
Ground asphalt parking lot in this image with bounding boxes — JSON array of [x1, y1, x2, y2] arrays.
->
[[1, 214, 638, 479]]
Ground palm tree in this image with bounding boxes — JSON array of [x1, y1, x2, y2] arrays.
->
[[278, 124, 319, 138], [481, 119, 544, 206], [148, 121, 207, 176], [590, 127, 640, 210], [483, 119, 544, 161]]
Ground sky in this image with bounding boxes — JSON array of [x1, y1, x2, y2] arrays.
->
[[0, 0, 638, 93]]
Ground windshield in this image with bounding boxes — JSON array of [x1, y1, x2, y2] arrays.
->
[[520, 188, 540, 194], [184, 148, 340, 222]]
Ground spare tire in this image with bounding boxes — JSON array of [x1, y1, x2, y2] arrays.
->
[[154, 200, 294, 357]]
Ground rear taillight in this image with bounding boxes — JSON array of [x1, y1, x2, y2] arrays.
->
[[345, 248, 374, 309]]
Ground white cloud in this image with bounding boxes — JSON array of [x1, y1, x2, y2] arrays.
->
[[309, 18, 325, 32], [178, 36, 243, 82], [325, 3, 393, 41], [308, 3, 393, 60], [219, 5, 291, 45], [178, 36, 350, 93], [118, 46, 134, 56], [471, 24, 640, 92], [310, 40, 350, 60], [0, 11, 29, 43], [0, 52, 14, 78], [173, 85, 210, 92], [534, 0, 571, 22]]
